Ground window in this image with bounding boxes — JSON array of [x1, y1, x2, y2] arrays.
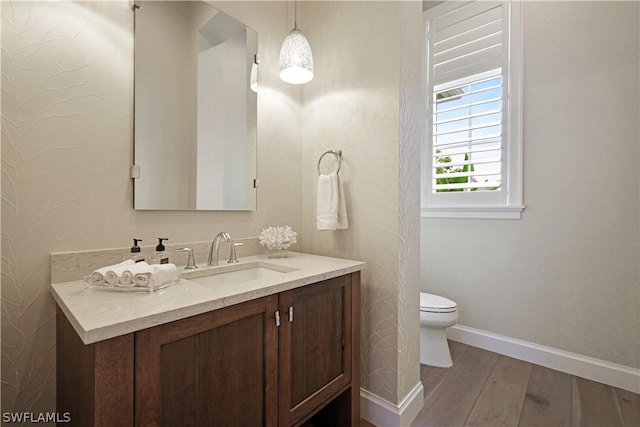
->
[[423, 1, 523, 219]]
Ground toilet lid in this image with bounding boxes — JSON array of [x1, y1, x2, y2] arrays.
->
[[420, 292, 457, 312]]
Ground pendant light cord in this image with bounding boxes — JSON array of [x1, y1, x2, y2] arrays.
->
[[294, 0, 298, 29]]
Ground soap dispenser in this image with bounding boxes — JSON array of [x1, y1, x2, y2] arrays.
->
[[153, 238, 169, 264], [130, 238, 146, 263]]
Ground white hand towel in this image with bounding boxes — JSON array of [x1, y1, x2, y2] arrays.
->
[[134, 264, 179, 288], [317, 172, 348, 230], [118, 262, 149, 287], [95, 260, 135, 286], [90, 271, 106, 286], [336, 175, 348, 230]]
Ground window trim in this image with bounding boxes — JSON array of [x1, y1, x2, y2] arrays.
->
[[422, 0, 524, 220]]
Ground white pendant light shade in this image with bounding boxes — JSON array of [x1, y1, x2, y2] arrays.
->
[[250, 62, 258, 93], [279, 28, 314, 84]]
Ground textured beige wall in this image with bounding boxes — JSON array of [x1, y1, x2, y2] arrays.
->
[[1, 0, 301, 413], [421, 1, 640, 369], [397, 1, 423, 403], [299, 1, 422, 404]]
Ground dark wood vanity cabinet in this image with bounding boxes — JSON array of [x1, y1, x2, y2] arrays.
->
[[279, 275, 356, 426], [134, 295, 280, 426], [57, 272, 360, 427]]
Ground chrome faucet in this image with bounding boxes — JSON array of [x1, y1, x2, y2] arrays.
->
[[228, 242, 244, 264], [208, 232, 231, 266], [177, 248, 198, 270]]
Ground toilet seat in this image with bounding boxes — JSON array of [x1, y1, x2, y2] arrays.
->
[[420, 292, 457, 313]]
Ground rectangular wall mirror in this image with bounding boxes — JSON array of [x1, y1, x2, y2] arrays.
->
[[133, 1, 257, 210]]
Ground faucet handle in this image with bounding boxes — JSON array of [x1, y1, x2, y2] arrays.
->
[[228, 242, 245, 264], [177, 248, 198, 270]]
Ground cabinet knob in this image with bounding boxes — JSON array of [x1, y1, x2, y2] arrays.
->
[[288, 306, 294, 322]]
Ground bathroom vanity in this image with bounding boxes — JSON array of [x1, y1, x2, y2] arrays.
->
[[51, 252, 364, 427]]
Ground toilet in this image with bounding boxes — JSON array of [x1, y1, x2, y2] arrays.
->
[[420, 292, 458, 368]]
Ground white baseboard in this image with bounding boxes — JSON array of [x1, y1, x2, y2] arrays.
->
[[447, 324, 640, 394], [361, 381, 424, 427]]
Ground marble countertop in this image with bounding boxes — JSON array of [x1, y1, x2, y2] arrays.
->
[[51, 252, 365, 345]]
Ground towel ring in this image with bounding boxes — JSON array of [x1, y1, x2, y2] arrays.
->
[[317, 149, 342, 176]]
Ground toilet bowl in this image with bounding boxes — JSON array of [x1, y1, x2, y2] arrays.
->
[[420, 292, 458, 368]]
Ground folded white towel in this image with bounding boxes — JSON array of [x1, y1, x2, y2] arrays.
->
[[118, 261, 149, 287], [336, 176, 348, 230], [134, 264, 179, 288], [317, 172, 348, 230], [104, 259, 136, 286]]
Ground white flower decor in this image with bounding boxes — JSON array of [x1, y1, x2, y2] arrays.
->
[[259, 225, 298, 251]]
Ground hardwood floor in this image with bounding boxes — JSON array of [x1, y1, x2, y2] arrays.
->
[[362, 341, 640, 427]]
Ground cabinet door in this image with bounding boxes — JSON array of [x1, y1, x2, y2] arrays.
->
[[279, 275, 352, 426], [135, 296, 279, 427]]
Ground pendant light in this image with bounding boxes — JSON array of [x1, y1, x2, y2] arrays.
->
[[279, 1, 314, 84], [250, 54, 259, 93]]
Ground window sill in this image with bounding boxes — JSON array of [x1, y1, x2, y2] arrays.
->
[[421, 205, 525, 220]]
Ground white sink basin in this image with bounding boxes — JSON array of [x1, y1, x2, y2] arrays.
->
[[186, 262, 294, 288]]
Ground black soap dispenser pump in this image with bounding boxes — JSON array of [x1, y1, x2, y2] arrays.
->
[[130, 238, 146, 263], [154, 237, 169, 264]]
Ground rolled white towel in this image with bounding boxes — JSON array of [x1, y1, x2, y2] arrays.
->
[[104, 259, 136, 286], [134, 264, 179, 288], [91, 260, 134, 286], [118, 262, 149, 287], [90, 270, 106, 286]]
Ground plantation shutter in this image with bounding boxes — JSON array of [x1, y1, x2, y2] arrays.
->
[[431, 2, 504, 86], [426, 1, 509, 196]]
